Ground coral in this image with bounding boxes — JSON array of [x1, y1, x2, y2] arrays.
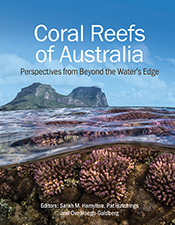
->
[[15, 153, 82, 198], [112, 146, 158, 163], [0, 167, 10, 196], [16, 163, 37, 178], [80, 149, 134, 204], [30, 130, 127, 147], [82, 130, 127, 141], [142, 126, 171, 136], [30, 131, 83, 147], [31, 132, 65, 146], [0, 168, 6, 182], [88, 146, 157, 163], [145, 153, 175, 206], [95, 111, 158, 121], [34, 153, 82, 198]]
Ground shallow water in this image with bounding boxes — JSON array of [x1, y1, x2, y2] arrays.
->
[[0, 106, 175, 167]]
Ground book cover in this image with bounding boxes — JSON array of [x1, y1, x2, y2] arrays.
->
[[0, 1, 175, 224]]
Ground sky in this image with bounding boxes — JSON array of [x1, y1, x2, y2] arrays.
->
[[0, 0, 175, 107]]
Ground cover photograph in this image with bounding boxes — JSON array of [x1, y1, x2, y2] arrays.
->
[[0, 0, 175, 224]]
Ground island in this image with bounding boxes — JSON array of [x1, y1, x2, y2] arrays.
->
[[0, 83, 108, 110]]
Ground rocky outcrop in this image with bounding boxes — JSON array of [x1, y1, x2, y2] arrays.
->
[[68, 86, 108, 107], [0, 83, 108, 110]]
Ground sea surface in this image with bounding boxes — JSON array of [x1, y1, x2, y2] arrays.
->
[[0, 106, 175, 167]]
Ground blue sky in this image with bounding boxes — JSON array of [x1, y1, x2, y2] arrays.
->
[[0, 0, 175, 107]]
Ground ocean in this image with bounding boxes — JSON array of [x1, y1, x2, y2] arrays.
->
[[0, 106, 175, 225], [0, 106, 175, 167]]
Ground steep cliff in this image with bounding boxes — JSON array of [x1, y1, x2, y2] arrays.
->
[[68, 86, 108, 107]]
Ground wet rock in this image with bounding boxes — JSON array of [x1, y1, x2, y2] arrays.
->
[[126, 162, 149, 188], [9, 203, 48, 225], [51, 208, 118, 225], [59, 186, 82, 202], [13, 177, 34, 200], [119, 220, 129, 225], [129, 187, 175, 225], [88, 217, 118, 225], [79, 192, 103, 204]]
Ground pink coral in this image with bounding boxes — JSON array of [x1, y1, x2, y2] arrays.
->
[[34, 153, 82, 198], [80, 149, 134, 204], [113, 146, 158, 162], [145, 153, 175, 206]]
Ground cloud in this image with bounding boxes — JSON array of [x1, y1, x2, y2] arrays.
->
[[135, 43, 154, 65], [108, 85, 175, 107], [103, 58, 166, 90], [0, 53, 104, 87], [105, 42, 154, 66], [0, 53, 31, 77], [156, 55, 175, 69], [116, 74, 166, 89], [155, 55, 175, 76], [0, 52, 173, 107], [0, 53, 104, 105]]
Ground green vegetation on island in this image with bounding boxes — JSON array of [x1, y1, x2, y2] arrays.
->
[[0, 83, 108, 111]]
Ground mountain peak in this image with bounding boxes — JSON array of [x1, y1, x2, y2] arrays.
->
[[0, 83, 108, 110], [69, 86, 108, 107]]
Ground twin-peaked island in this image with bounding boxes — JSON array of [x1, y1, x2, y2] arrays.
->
[[0, 83, 108, 110]]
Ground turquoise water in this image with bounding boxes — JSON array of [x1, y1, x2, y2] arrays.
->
[[0, 106, 175, 167]]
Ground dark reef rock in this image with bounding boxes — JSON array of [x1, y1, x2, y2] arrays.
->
[[0, 83, 108, 110]]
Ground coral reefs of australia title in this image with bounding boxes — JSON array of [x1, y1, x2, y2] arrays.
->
[[34, 24, 145, 63]]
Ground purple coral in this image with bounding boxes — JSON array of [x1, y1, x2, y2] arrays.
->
[[16, 163, 37, 178], [113, 146, 158, 162], [34, 153, 82, 198], [0, 167, 10, 196], [80, 149, 134, 204], [145, 153, 175, 206]]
